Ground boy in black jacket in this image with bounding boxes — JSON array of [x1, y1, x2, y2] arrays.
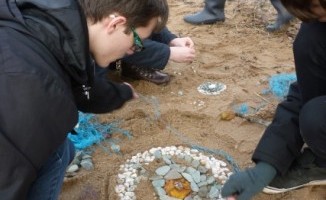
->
[[0, 0, 168, 199], [222, 0, 326, 200]]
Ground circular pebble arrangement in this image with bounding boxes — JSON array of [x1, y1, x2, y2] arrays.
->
[[197, 82, 226, 95], [115, 146, 233, 200]]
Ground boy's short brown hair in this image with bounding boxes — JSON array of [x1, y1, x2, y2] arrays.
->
[[78, 0, 169, 33], [281, 0, 326, 21]]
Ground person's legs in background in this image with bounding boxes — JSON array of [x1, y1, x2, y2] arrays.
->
[[266, 0, 294, 32], [27, 138, 75, 200], [183, 0, 226, 25], [183, 0, 293, 32]]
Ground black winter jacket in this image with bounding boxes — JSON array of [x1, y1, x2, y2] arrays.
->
[[0, 0, 132, 199]]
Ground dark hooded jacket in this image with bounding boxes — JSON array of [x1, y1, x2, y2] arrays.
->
[[0, 0, 132, 199]]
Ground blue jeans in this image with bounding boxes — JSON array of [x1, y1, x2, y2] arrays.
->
[[27, 138, 75, 200]]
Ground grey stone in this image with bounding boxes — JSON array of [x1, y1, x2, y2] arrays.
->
[[162, 156, 172, 165], [170, 164, 186, 173], [185, 155, 193, 163], [154, 187, 166, 196], [198, 186, 208, 198], [198, 166, 208, 174], [164, 169, 182, 180], [81, 154, 92, 160], [80, 159, 94, 170], [208, 185, 220, 198], [190, 181, 199, 192], [206, 176, 215, 185], [155, 166, 171, 176], [190, 170, 201, 183], [66, 164, 79, 173], [149, 175, 164, 181], [152, 179, 165, 187], [193, 195, 202, 200], [197, 181, 208, 187], [191, 159, 200, 169], [186, 167, 197, 174], [181, 172, 194, 183], [154, 150, 162, 159], [200, 175, 207, 182]]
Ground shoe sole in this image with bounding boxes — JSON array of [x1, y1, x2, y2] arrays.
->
[[121, 74, 170, 85], [184, 19, 225, 25], [263, 180, 326, 194]]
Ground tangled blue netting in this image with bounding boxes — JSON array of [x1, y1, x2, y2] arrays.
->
[[268, 73, 296, 99], [233, 73, 296, 116], [233, 103, 249, 115], [68, 112, 131, 151]]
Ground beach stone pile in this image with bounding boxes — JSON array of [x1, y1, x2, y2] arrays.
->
[[65, 150, 94, 177], [115, 146, 232, 200]]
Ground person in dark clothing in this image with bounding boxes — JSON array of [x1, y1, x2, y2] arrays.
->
[[97, 27, 195, 85], [0, 0, 168, 199], [183, 0, 294, 32], [221, 0, 326, 200]]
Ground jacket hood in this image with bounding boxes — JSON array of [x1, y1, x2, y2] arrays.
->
[[0, 0, 92, 85]]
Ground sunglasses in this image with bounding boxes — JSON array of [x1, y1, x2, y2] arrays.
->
[[131, 27, 144, 52]]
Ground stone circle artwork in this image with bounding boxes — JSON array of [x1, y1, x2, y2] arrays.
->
[[197, 82, 226, 95], [115, 146, 233, 200]]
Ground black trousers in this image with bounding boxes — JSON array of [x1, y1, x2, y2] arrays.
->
[[300, 96, 326, 167]]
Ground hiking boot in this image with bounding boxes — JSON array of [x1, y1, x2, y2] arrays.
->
[[263, 148, 326, 194], [121, 64, 170, 85]]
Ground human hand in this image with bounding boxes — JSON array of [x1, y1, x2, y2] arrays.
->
[[221, 162, 276, 200], [123, 82, 139, 99], [169, 46, 195, 63], [169, 37, 194, 49]]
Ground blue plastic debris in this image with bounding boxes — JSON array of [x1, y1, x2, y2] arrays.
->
[[268, 73, 296, 99], [68, 112, 131, 150]]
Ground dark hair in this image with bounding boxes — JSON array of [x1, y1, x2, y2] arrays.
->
[[281, 0, 326, 21], [78, 0, 169, 33]]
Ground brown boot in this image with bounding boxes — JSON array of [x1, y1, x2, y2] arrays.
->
[[121, 63, 170, 85]]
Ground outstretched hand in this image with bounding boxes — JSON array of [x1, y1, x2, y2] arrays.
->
[[222, 162, 277, 200], [169, 46, 195, 63], [169, 37, 194, 48]]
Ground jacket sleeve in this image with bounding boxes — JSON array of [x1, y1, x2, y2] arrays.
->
[[151, 27, 178, 44], [252, 82, 305, 175], [122, 27, 178, 69], [0, 73, 78, 200], [122, 40, 170, 69], [73, 76, 133, 114]]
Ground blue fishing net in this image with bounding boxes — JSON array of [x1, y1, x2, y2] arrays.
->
[[268, 73, 296, 99], [233, 103, 249, 115], [233, 73, 296, 114], [68, 112, 131, 151]]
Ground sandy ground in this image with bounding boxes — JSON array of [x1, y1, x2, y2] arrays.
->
[[59, 0, 326, 199]]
